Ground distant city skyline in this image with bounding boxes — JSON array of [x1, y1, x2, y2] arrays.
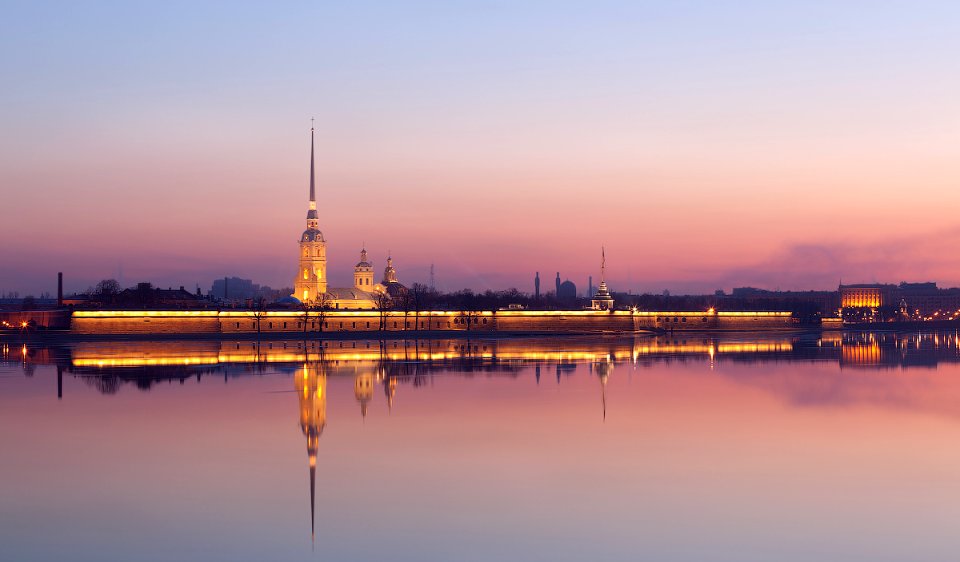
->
[[2, 1, 959, 295]]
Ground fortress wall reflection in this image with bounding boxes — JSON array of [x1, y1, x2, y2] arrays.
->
[[6, 333, 958, 381], [61, 337, 803, 369]]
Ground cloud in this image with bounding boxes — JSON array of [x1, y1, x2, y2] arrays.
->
[[702, 226, 960, 291]]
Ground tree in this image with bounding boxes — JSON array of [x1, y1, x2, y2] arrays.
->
[[95, 279, 121, 297], [375, 291, 392, 331], [395, 290, 414, 331], [299, 299, 312, 335], [411, 283, 429, 332], [251, 296, 267, 336], [313, 292, 330, 334]]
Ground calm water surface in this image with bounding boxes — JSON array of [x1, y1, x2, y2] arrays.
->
[[2, 333, 960, 561]]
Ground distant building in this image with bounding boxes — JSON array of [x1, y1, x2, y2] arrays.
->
[[557, 279, 577, 301], [114, 283, 204, 308], [729, 287, 839, 315], [838, 282, 960, 317], [895, 283, 960, 315]]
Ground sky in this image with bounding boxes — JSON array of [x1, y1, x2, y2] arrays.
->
[[1, 0, 958, 296]]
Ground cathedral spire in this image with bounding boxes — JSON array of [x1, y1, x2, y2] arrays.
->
[[309, 458, 316, 542], [601, 246, 606, 283], [307, 120, 318, 223]]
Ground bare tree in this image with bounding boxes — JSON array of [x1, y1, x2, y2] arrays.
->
[[314, 292, 330, 334], [375, 291, 392, 331], [411, 283, 428, 332], [299, 299, 312, 335], [251, 295, 267, 337], [395, 290, 413, 331]]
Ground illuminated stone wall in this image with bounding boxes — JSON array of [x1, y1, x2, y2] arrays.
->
[[71, 312, 221, 334], [0, 310, 71, 329], [67, 309, 796, 335], [633, 311, 796, 331]]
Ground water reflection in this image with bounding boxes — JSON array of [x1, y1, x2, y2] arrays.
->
[[5, 333, 960, 397], [3, 332, 960, 560], [296, 362, 325, 543]]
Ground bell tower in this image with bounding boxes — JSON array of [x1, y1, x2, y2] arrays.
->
[[294, 123, 327, 302], [354, 247, 374, 291]]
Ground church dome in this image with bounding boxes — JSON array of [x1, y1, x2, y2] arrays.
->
[[301, 229, 325, 243], [557, 280, 577, 299]]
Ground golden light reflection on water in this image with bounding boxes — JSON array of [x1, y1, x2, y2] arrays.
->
[[64, 337, 799, 369], [2, 332, 954, 373]]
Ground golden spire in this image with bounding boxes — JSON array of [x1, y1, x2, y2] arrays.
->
[[307, 120, 318, 226]]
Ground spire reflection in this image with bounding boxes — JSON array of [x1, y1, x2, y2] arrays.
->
[[295, 361, 326, 543]]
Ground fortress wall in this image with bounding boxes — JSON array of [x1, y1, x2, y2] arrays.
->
[[65, 310, 798, 335], [634, 312, 796, 331], [494, 311, 635, 332], [218, 312, 495, 334], [71, 312, 221, 335], [0, 310, 71, 329]]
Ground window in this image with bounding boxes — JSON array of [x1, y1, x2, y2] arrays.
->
[[235, 322, 239, 328], [681, 317, 687, 323]]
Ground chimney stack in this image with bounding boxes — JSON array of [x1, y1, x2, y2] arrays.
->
[[57, 272, 63, 307]]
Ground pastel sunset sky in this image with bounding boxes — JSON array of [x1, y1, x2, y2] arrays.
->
[[1, 1, 958, 296]]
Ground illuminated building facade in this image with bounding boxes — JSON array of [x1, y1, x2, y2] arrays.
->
[[839, 284, 894, 309], [839, 282, 960, 317]]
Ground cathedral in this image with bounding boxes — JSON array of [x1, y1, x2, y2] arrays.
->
[[293, 126, 406, 309]]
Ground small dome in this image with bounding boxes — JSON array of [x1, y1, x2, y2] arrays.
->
[[277, 296, 301, 305], [301, 229, 325, 243], [356, 248, 371, 268]]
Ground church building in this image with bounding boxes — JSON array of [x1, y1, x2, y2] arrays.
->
[[293, 126, 405, 309]]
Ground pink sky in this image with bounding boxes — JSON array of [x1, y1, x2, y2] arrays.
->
[[1, 2, 958, 296]]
